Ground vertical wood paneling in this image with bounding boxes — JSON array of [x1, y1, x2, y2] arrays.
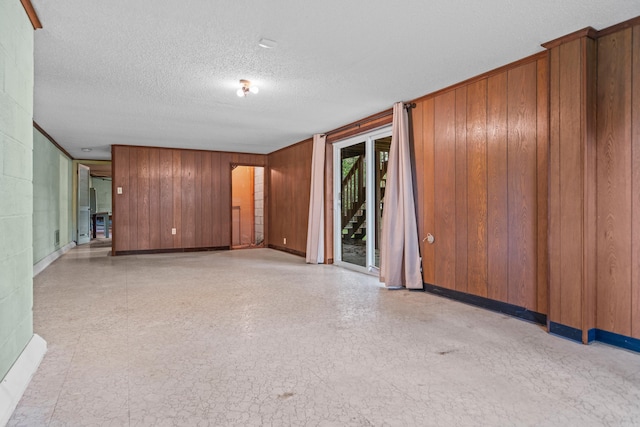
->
[[422, 99, 436, 284], [159, 149, 173, 249], [194, 154, 202, 247], [434, 91, 457, 290], [558, 40, 583, 328], [455, 87, 469, 293], [219, 154, 231, 246], [128, 149, 139, 250], [582, 37, 598, 341], [181, 151, 196, 247], [112, 146, 265, 253], [149, 149, 160, 249], [486, 72, 509, 302], [536, 56, 550, 315], [113, 146, 130, 252], [597, 29, 633, 336], [266, 140, 313, 255], [466, 79, 488, 297], [548, 46, 562, 323], [632, 26, 640, 339], [172, 150, 182, 248], [507, 62, 538, 309], [211, 152, 222, 247], [137, 148, 150, 250], [200, 152, 213, 247]]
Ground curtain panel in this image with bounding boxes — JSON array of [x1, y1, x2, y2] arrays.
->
[[379, 102, 422, 289], [305, 134, 326, 263]]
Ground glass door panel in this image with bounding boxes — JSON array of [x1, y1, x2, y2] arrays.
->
[[334, 127, 392, 274], [340, 142, 366, 267], [374, 137, 391, 268]]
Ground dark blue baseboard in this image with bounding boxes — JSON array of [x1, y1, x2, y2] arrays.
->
[[549, 322, 583, 343], [596, 329, 640, 353], [422, 283, 546, 325], [549, 322, 640, 353]]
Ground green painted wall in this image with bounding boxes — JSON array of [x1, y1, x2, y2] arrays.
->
[[33, 128, 72, 264], [91, 176, 112, 213], [0, 0, 35, 380]]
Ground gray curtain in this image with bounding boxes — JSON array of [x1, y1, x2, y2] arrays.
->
[[306, 134, 326, 263], [379, 102, 422, 289]]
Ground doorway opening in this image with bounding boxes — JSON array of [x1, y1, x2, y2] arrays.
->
[[231, 165, 265, 249], [333, 127, 391, 273], [74, 161, 112, 246]]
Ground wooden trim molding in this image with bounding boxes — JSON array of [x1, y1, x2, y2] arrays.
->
[[34, 121, 73, 159], [410, 51, 547, 105], [20, 0, 42, 29], [595, 15, 640, 38], [541, 27, 597, 49]]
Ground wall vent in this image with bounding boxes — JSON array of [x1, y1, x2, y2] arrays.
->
[[54, 230, 60, 248]]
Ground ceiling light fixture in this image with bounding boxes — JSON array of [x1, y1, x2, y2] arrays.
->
[[236, 79, 259, 97], [81, 148, 92, 152], [258, 38, 277, 49]]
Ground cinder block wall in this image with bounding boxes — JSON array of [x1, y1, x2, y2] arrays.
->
[[33, 128, 72, 264], [0, 0, 35, 380]]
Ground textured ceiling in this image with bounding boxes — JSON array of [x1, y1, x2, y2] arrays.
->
[[32, 1, 640, 160]]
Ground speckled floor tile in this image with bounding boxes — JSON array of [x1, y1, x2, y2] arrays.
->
[[8, 246, 640, 426]]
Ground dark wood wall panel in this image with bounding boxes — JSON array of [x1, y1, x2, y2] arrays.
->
[[507, 62, 538, 309], [553, 39, 584, 329], [172, 150, 182, 248], [548, 45, 562, 324], [434, 91, 457, 290], [596, 29, 633, 336], [486, 72, 508, 302], [112, 145, 266, 254], [137, 148, 150, 250], [466, 79, 488, 298], [421, 99, 436, 284], [536, 57, 550, 315], [266, 139, 313, 255], [159, 149, 173, 249], [149, 149, 160, 249], [211, 152, 222, 247], [128, 148, 139, 250], [633, 26, 640, 339], [200, 152, 213, 248], [413, 102, 425, 271], [181, 151, 196, 248], [548, 33, 602, 341], [455, 87, 469, 293], [113, 146, 130, 252], [412, 55, 547, 314]]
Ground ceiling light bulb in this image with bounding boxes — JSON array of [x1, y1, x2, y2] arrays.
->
[[249, 86, 259, 94], [237, 88, 245, 97], [81, 148, 92, 152]]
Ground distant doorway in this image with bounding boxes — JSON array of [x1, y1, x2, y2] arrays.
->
[[231, 165, 264, 248]]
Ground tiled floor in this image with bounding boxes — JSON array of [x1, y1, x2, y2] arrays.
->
[[9, 246, 640, 426]]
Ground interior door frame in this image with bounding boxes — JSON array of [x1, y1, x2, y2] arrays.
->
[[333, 126, 391, 274]]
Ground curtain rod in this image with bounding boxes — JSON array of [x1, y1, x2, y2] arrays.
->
[[324, 102, 416, 138]]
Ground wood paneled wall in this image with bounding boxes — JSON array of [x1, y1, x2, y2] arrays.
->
[[595, 24, 640, 339], [112, 145, 265, 254], [266, 139, 313, 256], [412, 54, 549, 314], [547, 33, 597, 339]]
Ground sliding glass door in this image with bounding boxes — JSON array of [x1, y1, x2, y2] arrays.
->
[[334, 127, 391, 273]]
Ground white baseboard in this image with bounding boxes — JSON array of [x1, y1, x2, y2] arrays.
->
[[33, 241, 75, 277], [0, 334, 47, 427]]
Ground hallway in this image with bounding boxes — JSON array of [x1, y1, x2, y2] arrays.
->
[[9, 247, 640, 426]]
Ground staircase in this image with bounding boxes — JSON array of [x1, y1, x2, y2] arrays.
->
[[341, 151, 388, 242]]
